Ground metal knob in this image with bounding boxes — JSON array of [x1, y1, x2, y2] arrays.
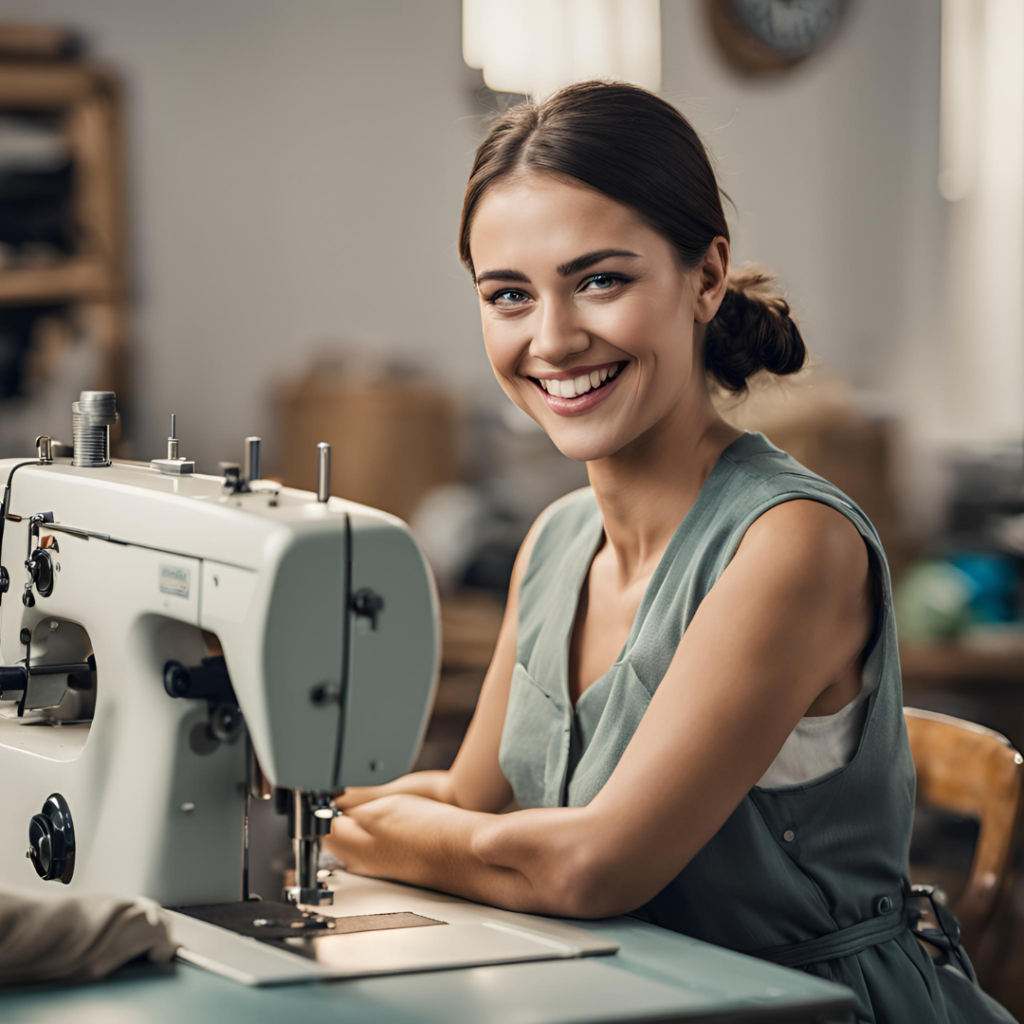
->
[[317, 443, 331, 502], [245, 437, 261, 482]]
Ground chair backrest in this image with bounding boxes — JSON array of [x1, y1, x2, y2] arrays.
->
[[904, 707, 1024, 933]]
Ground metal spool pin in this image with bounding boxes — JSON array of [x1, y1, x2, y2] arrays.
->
[[317, 443, 331, 502], [168, 414, 180, 459], [245, 437, 261, 483]]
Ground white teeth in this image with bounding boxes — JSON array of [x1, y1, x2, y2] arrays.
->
[[538, 366, 625, 398]]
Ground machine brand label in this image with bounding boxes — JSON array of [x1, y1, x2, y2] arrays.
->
[[159, 564, 190, 597]]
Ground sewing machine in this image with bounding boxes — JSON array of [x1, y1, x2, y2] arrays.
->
[[0, 392, 615, 984]]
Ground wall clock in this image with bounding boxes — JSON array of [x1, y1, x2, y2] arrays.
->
[[707, 0, 852, 76]]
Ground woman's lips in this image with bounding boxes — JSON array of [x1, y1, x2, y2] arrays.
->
[[530, 364, 626, 417]]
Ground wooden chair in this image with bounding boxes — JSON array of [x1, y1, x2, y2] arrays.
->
[[904, 707, 1024, 942]]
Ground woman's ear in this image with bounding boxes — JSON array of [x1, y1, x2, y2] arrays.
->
[[693, 237, 730, 325]]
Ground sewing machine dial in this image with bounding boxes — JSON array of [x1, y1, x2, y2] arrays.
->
[[26, 546, 55, 599], [27, 792, 76, 884]]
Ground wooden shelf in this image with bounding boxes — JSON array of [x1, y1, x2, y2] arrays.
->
[[0, 46, 127, 397], [0, 61, 107, 108], [0, 259, 115, 306]]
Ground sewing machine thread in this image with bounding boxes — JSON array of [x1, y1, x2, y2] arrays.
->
[[72, 391, 117, 467]]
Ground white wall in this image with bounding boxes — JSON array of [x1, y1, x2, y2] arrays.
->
[[5, 0, 993, 492]]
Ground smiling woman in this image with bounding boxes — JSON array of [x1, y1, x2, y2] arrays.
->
[[325, 82, 1017, 1024]]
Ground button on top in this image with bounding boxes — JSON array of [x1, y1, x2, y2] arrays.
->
[[782, 829, 795, 843], [875, 895, 894, 915]]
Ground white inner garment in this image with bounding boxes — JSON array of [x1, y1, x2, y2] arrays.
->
[[756, 627, 883, 789]]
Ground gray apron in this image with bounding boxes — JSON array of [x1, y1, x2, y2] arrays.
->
[[499, 430, 1017, 1024]]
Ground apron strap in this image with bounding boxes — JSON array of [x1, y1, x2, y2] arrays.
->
[[750, 891, 908, 969]]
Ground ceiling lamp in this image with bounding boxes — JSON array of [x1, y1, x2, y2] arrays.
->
[[462, 0, 662, 98]]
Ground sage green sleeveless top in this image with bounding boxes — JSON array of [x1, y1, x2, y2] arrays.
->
[[499, 430, 1016, 1024]]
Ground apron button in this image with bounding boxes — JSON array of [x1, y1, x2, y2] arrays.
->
[[783, 829, 795, 843], [876, 895, 894, 915]]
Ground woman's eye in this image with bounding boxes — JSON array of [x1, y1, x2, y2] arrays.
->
[[581, 273, 629, 293], [487, 289, 530, 309]]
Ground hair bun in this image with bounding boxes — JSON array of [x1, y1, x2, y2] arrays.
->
[[704, 265, 807, 394]]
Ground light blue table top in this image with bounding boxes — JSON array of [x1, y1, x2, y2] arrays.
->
[[2, 915, 855, 1024]]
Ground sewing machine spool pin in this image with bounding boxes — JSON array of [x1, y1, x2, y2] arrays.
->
[[317, 443, 331, 502], [151, 413, 195, 476], [245, 437, 261, 483]]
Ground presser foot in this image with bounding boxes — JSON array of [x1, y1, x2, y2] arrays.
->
[[283, 885, 334, 907]]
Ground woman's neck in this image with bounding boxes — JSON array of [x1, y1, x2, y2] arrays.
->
[[585, 397, 744, 586]]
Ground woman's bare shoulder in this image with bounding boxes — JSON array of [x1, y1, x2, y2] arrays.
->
[[733, 498, 872, 641]]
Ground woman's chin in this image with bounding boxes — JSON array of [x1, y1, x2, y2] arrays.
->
[[550, 433, 626, 464]]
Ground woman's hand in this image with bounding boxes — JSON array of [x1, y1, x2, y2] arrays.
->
[[327, 794, 473, 881]]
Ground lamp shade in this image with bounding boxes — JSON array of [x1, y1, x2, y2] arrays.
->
[[462, 0, 661, 98]]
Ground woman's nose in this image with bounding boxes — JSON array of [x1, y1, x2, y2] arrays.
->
[[529, 300, 590, 365]]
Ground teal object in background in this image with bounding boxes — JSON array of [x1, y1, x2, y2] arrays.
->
[[948, 552, 1019, 624], [895, 551, 1021, 639]]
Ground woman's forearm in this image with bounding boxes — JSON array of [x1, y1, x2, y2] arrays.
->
[[327, 795, 602, 917], [469, 805, 605, 916]]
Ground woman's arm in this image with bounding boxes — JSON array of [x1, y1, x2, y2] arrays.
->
[[334, 495, 568, 814], [325, 500, 876, 918]]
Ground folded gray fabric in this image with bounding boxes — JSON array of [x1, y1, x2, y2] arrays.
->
[[0, 888, 178, 986]]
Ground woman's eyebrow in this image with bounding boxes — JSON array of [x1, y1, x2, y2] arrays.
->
[[475, 249, 642, 286]]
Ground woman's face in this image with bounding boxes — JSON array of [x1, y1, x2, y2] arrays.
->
[[468, 170, 727, 463]]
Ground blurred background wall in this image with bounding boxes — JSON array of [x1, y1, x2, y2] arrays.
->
[[7, 0, 1015, 515]]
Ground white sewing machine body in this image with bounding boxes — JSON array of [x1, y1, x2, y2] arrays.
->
[[0, 396, 617, 984], [0, 455, 440, 905]]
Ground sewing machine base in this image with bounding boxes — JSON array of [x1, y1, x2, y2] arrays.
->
[[166, 871, 618, 986]]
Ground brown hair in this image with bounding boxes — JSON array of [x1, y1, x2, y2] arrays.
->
[[458, 80, 806, 394]]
